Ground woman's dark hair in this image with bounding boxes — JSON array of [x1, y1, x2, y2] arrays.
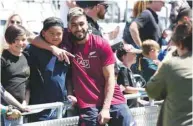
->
[[4, 25, 26, 44], [40, 17, 64, 39], [171, 21, 192, 51]]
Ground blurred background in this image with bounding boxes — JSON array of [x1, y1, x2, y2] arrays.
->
[[0, 0, 172, 44]]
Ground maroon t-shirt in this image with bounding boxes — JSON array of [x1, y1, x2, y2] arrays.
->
[[71, 34, 125, 108]]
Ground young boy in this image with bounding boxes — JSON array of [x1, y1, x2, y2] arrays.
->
[[140, 39, 160, 82], [27, 17, 73, 121], [116, 44, 145, 107]]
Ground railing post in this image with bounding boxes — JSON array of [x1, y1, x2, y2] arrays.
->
[[56, 104, 63, 119], [149, 99, 155, 106]]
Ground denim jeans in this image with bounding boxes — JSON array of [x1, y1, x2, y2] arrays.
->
[[1, 115, 23, 126], [78, 103, 136, 126]]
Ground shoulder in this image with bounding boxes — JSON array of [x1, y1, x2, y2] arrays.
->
[[89, 34, 110, 48], [1, 50, 9, 62], [139, 9, 151, 17], [141, 57, 149, 64], [118, 65, 128, 73]]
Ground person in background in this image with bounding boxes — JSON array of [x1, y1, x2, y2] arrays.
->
[[158, 29, 171, 48], [123, 0, 149, 47], [146, 20, 192, 126], [129, 0, 164, 48], [1, 25, 30, 126], [1, 13, 35, 52], [60, 0, 76, 28], [116, 44, 145, 108], [169, 0, 190, 25], [161, 9, 192, 62], [139, 39, 160, 82]]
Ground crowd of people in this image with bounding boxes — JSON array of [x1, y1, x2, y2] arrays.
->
[[0, 0, 192, 126]]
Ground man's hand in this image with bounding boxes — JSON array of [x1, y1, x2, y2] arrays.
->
[[51, 46, 75, 64], [98, 108, 112, 125], [6, 109, 21, 120], [67, 95, 77, 106], [20, 105, 30, 112]]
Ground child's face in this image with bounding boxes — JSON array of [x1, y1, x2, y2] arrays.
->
[[123, 52, 137, 64], [149, 49, 159, 60], [9, 34, 27, 55], [42, 26, 63, 46]]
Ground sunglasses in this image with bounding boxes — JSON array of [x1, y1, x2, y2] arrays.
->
[[100, 3, 109, 10], [10, 20, 21, 25]]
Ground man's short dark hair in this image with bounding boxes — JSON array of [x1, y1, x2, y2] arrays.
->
[[176, 9, 192, 23]]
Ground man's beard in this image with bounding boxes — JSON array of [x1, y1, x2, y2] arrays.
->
[[97, 11, 105, 19], [70, 30, 88, 42]]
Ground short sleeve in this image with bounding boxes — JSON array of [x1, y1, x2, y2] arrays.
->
[[135, 10, 151, 28], [117, 67, 132, 87], [99, 39, 115, 66]]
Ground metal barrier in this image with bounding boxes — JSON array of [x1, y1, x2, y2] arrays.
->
[[15, 94, 162, 126]]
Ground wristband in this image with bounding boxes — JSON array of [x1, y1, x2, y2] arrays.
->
[[1, 108, 7, 114]]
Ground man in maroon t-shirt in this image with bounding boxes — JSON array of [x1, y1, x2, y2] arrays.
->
[[66, 7, 136, 126]]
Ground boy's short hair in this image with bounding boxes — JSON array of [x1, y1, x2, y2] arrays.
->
[[176, 9, 192, 23], [116, 44, 142, 62], [142, 39, 160, 56], [5, 25, 26, 44]]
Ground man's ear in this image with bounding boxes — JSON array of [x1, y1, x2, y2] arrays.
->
[[67, 24, 71, 32], [41, 30, 45, 37], [95, 4, 100, 11]]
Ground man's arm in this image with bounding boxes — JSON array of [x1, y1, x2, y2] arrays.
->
[[98, 64, 115, 125], [102, 64, 115, 109], [124, 86, 145, 94], [30, 36, 74, 64], [30, 36, 53, 51], [129, 22, 142, 47]]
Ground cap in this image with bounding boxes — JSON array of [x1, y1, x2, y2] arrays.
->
[[123, 44, 142, 54], [116, 44, 142, 61], [67, 7, 86, 22], [76, 0, 110, 8]]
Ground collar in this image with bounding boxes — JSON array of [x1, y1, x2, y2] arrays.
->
[[147, 8, 159, 23], [86, 15, 100, 30]]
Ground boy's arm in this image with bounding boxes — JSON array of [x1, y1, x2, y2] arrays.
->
[[22, 88, 30, 106]]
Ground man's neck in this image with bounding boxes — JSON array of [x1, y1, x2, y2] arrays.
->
[[86, 13, 98, 22], [148, 6, 156, 12]]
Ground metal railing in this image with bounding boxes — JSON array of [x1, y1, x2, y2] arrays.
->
[[9, 93, 163, 125]]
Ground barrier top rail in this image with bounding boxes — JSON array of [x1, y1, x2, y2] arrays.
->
[[21, 93, 161, 116]]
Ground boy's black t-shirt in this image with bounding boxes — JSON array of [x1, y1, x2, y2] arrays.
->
[[1, 50, 30, 103], [117, 65, 136, 87], [117, 65, 137, 108]]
